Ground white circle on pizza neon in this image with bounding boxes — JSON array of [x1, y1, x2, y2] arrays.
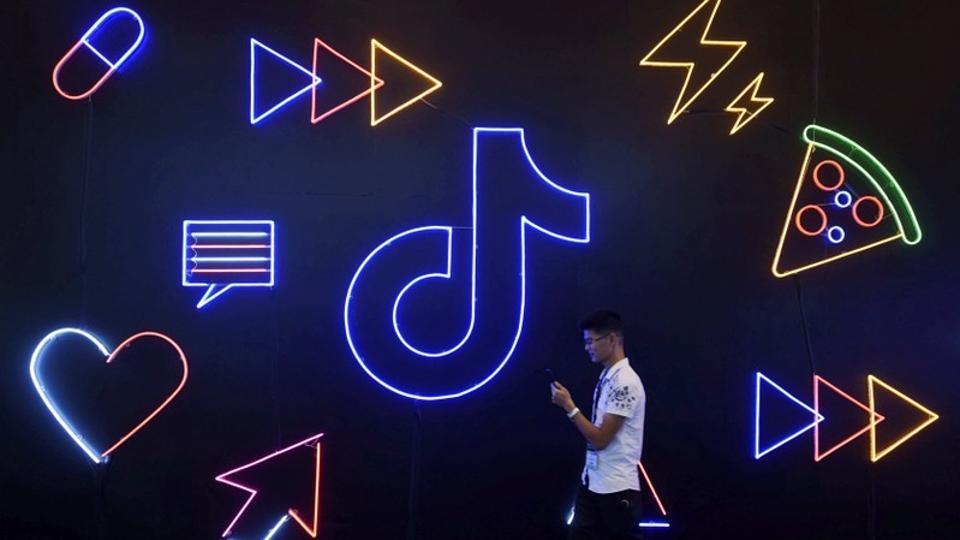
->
[[827, 226, 845, 244], [833, 190, 852, 208]]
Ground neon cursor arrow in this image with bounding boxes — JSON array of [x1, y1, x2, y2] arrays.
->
[[216, 433, 323, 538]]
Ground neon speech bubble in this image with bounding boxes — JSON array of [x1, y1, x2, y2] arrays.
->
[[182, 220, 276, 309], [29, 328, 189, 463], [344, 127, 590, 400], [52, 7, 145, 100]]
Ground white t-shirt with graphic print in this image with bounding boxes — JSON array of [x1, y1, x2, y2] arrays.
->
[[580, 357, 646, 494]]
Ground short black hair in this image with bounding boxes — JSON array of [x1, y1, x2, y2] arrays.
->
[[579, 310, 623, 335]]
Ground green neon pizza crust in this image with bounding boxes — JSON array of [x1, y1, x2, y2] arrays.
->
[[802, 125, 921, 244]]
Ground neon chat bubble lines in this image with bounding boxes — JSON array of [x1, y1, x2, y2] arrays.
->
[[182, 220, 276, 309]]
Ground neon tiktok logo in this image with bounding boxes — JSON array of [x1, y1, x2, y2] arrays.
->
[[344, 128, 591, 400]]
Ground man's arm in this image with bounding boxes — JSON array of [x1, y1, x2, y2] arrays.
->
[[551, 382, 626, 450], [572, 411, 626, 450]]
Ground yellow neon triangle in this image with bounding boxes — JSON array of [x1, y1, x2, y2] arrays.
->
[[770, 143, 902, 278], [370, 39, 442, 126], [867, 375, 939, 462]]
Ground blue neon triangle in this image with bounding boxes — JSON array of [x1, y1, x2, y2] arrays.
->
[[249, 38, 322, 124], [754, 372, 824, 459]]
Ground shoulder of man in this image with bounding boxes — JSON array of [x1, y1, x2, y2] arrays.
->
[[613, 360, 643, 384], [610, 362, 645, 398], [602, 362, 644, 414]]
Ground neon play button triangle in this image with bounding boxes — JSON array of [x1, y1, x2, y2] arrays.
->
[[369, 39, 442, 126], [249, 38, 322, 125], [868, 374, 939, 462], [310, 38, 383, 124], [813, 374, 884, 462], [754, 372, 824, 459]]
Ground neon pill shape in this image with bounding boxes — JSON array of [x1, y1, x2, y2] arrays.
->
[[52, 7, 145, 100]]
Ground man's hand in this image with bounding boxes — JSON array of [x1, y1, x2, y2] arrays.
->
[[550, 382, 576, 413]]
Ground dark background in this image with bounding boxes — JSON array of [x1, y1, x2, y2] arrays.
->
[[2, 1, 958, 538]]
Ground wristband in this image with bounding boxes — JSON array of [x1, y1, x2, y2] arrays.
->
[[566, 407, 580, 419]]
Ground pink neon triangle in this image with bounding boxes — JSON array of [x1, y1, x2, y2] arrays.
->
[[813, 375, 884, 461], [311, 38, 384, 124]]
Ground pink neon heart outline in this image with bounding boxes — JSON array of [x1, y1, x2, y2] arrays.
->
[[31, 330, 189, 460]]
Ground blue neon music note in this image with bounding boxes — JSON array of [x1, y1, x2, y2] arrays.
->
[[344, 127, 590, 400]]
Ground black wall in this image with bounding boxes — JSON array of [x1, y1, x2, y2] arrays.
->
[[2, 1, 958, 538]]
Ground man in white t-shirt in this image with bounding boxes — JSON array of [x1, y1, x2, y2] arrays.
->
[[551, 310, 646, 539]]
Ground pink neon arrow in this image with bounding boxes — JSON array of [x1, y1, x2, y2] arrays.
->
[[215, 433, 323, 538]]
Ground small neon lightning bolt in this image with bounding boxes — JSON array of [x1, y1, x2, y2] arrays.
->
[[725, 72, 774, 134], [639, 0, 746, 124]]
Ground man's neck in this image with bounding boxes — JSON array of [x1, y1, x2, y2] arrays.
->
[[600, 354, 626, 370]]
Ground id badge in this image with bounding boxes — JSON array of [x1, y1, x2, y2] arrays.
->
[[586, 450, 599, 470]]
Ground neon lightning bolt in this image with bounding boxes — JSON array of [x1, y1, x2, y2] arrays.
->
[[724, 72, 774, 134], [639, 0, 746, 124]]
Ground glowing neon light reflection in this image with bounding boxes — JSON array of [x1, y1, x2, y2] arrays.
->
[[52, 7, 146, 100]]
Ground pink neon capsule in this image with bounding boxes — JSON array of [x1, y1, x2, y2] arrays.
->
[[52, 7, 145, 100]]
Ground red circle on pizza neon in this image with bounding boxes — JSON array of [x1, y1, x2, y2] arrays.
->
[[795, 204, 828, 236], [813, 160, 845, 191], [852, 196, 884, 227]]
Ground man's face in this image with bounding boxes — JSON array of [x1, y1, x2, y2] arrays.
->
[[583, 330, 613, 364]]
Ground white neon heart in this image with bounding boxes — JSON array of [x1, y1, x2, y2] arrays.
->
[[29, 328, 188, 463]]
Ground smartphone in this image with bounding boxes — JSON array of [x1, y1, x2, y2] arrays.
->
[[544, 368, 557, 385]]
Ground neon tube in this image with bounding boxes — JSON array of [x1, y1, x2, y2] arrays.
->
[[52, 7, 146, 100], [29, 328, 189, 462]]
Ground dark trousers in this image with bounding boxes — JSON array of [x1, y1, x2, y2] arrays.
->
[[569, 485, 643, 540]]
